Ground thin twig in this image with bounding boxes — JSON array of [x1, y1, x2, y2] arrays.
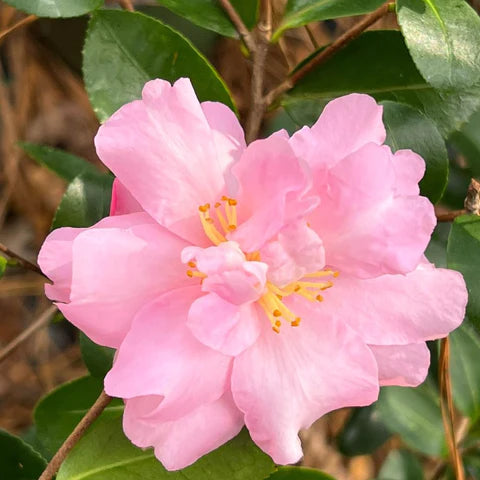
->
[[439, 337, 466, 480], [0, 14, 37, 42], [0, 305, 57, 364], [436, 209, 467, 222], [218, 0, 256, 52], [118, 0, 134, 11], [304, 24, 319, 49], [264, 1, 394, 106], [0, 241, 45, 276], [245, 0, 272, 143], [39, 390, 112, 480]]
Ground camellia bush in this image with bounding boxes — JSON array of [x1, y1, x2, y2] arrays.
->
[[1, 0, 480, 479]]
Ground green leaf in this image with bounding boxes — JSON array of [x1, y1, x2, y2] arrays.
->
[[34, 376, 123, 457], [267, 466, 335, 479], [274, 0, 385, 41], [52, 172, 113, 230], [57, 416, 275, 480], [284, 30, 480, 137], [0, 256, 7, 277], [397, 0, 480, 90], [376, 381, 445, 457], [450, 323, 480, 420], [155, 0, 258, 37], [83, 10, 235, 122], [447, 215, 480, 330], [382, 101, 448, 203], [3, 0, 102, 17], [0, 429, 47, 480], [377, 449, 424, 480], [21, 142, 100, 182], [337, 405, 391, 456], [80, 333, 115, 379]]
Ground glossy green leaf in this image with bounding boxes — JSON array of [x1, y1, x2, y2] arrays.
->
[[155, 0, 258, 37], [376, 381, 445, 457], [34, 376, 123, 457], [21, 142, 99, 182], [0, 429, 47, 480], [267, 466, 335, 479], [377, 449, 424, 480], [284, 30, 480, 137], [83, 10, 234, 122], [397, 0, 480, 90], [274, 0, 385, 41], [3, 0, 102, 17], [382, 101, 448, 203], [57, 416, 274, 480], [0, 256, 7, 277], [337, 405, 391, 456], [449, 323, 480, 420], [52, 172, 113, 230], [447, 215, 480, 330], [80, 333, 115, 379]]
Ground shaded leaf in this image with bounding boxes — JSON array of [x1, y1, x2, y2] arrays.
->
[[57, 416, 275, 480], [155, 0, 258, 37], [267, 466, 335, 479], [397, 0, 480, 90], [0, 429, 47, 480], [3, 0, 102, 17], [83, 10, 234, 122], [80, 333, 115, 379], [284, 30, 480, 137], [449, 323, 480, 420], [376, 381, 445, 457], [377, 449, 424, 480], [34, 376, 123, 457], [382, 101, 448, 203], [21, 142, 99, 182], [447, 215, 480, 330], [274, 0, 385, 40]]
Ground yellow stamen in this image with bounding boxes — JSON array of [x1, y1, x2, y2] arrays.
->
[[296, 280, 333, 290], [199, 206, 227, 245], [246, 251, 261, 261], [214, 202, 229, 234], [188, 261, 196, 268], [186, 270, 207, 278]]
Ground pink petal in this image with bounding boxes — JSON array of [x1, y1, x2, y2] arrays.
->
[[232, 301, 379, 465], [370, 343, 430, 387], [188, 293, 261, 355], [95, 78, 240, 243], [109, 179, 143, 216], [321, 262, 467, 345], [123, 391, 243, 470], [392, 149, 425, 196], [230, 132, 318, 252], [105, 287, 232, 421], [58, 214, 190, 348], [308, 143, 435, 277], [290, 93, 385, 170], [260, 220, 325, 287]]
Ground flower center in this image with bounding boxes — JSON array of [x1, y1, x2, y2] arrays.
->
[[188, 198, 338, 334]]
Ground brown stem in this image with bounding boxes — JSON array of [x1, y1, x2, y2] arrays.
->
[[245, 0, 271, 143], [0, 14, 37, 42], [218, 0, 256, 52], [439, 337, 466, 480], [264, 1, 394, 106], [436, 209, 467, 222], [39, 390, 112, 480], [0, 305, 57, 364], [118, 0, 134, 11], [0, 241, 46, 277]]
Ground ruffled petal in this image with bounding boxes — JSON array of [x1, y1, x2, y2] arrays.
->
[[369, 343, 430, 387], [123, 391, 243, 470], [230, 132, 318, 252], [321, 262, 467, 345], [188, 293, 261, 355], [95, 78, 239, 243], [392, 149, 425, 196], [105, 287, 232, 421], [232, 301, 379, 464], [56, 213, 190, 348]]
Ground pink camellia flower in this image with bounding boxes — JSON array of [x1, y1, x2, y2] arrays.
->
[[38, 78, 467, 470]]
